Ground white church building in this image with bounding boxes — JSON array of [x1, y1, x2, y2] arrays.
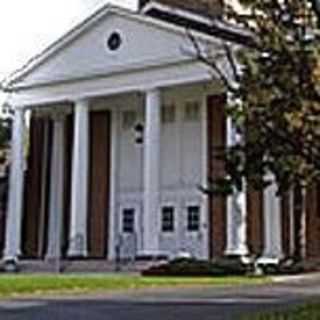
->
[[2, 0, 320, 268]]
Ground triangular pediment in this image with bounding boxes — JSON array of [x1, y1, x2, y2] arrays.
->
[[8, 6, 217, 88]]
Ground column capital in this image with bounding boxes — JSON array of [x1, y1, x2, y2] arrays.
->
[[73, 98, 90, 107], [14, 107, 25, 113], [143, 87, 161, 95]]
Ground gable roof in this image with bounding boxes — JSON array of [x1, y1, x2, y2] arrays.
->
[[2, 2, 251, 91], [3, 4, 222, 90]]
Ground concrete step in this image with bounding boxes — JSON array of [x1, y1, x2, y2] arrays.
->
[[0, 259, 158, 274]]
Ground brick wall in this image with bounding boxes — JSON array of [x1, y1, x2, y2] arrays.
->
[[139, 0, 223, 17]]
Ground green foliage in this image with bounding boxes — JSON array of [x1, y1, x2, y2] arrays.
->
[[0, 117, 11, 149], [219, 0, 320, 193]]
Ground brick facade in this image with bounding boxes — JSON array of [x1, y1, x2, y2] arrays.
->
[[139, 0, 224, 17]]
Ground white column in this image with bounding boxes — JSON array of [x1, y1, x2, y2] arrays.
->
[[4, 108, 25, 262], [259, 174, 283, 264], [225, 117, 248, 257], [141, 88, 161, 256], [108, 109, 120, 259], [68, 99, 89, 257], [46, 115, 65, 260]]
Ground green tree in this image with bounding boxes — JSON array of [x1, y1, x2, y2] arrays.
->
[[0, 103, 12, 150], [193, 0, 320, 260]]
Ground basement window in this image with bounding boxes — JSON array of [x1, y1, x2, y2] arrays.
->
[[122, 208, 135, 233], [161, 206, 175, 232], [187, 206, 200, 232]]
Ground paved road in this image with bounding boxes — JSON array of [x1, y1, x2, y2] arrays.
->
[[0, 281, 319, 320]]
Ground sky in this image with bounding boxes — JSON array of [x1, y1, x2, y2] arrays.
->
[[0, 0, 137, 83]]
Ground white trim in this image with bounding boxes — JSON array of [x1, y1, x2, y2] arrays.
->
[[7, 61, 214, 108], [12, 56, 197, 90]]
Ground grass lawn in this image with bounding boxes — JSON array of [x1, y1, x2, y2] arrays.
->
[[0, 274, 268, 298], [244, 302, 320, 319]]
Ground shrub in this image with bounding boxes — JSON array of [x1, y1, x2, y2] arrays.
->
[[142, 258, 249, 277]]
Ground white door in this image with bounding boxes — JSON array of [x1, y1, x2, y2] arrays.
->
[[178, 202, 205, 259], [159, 204, 179, 258], [117, 204, 140, 260]]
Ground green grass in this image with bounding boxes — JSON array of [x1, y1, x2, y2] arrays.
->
[[244, 302, 320, 320], [0, 274, 268, 298]]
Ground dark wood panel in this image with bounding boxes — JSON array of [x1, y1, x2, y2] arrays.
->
[[61, 114, 73, 257], [207, 95, 227, 259], [22, 117, 49, 258], [39, 119, 53, 258], [88, 110, 111, 258], [306, 184, 320, 259], [281, 193, 291, 258], [247, 187, 264, 256]]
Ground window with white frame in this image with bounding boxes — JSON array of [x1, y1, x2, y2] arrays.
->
[[184, 101, 200, 121], [122, 111, 136, 130], [187, 206, 200, 232], [161, 206, 175, 232], [122, 208, 135, 233], [161, 104, 176, 123]]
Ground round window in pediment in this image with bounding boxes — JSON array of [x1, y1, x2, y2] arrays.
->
[[107, 32, 122, 51]]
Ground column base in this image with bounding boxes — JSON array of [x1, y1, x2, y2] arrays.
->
[[256, 256, 281, 266], [225, 246, 249, 258], [67, 249, 88, 259], [3, 258, 19, 273], [67, 234, 87, 259], [223, 253, 252, 265], [45, 256, 63, 273]]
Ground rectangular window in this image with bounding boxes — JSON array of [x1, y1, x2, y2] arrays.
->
[[184, 101, 200, 121], [162, 104, 175, 123], [122, 111, 136, 130], [187, 206, 200, 232], [161, 206, 175, 232], [122, 208, 135, 233]]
